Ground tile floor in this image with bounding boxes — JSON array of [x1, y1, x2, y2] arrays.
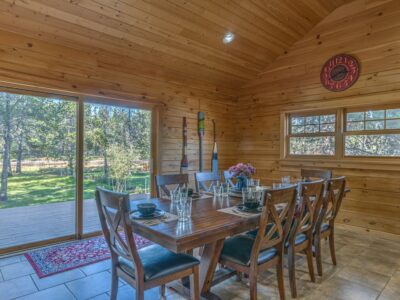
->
[[0, 226, 399, 300]]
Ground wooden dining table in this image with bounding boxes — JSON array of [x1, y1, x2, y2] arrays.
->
[[129, 195, 260, 299]]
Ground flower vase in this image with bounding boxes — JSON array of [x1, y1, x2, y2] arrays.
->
[[236, 176, 248, 191]]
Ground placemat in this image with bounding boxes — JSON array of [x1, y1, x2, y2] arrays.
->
[[132, 211, 178, 226], [218, 206, 260, 218]]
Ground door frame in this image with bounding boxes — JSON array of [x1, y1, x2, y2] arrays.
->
[[0, 83, 160, 254]]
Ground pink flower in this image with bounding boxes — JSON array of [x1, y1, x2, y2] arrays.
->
[[228, 163, 256, 177]]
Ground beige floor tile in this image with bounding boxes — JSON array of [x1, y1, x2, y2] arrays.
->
[[0, 275, 37, 300], [14, 284, 75, 300], [0, 260, 35, 280], [334, 266, 390, 292], [31, 268, 86, 290], [378, 270, 400, 300]]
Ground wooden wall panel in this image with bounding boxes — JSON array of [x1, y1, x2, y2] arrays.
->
[[0, 30, 238, 188], [237, 0, 400, 235]]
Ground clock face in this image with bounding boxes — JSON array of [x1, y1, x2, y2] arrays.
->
[[320, 54, 360, 91]]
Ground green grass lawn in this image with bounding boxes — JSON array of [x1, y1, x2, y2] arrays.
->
[[0, 170, 150, 209]]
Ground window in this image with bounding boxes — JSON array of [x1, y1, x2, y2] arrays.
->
[[345, 107, 400, 157], [288, 112, 336, 156]]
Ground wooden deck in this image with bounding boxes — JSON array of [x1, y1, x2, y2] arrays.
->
[[0, 195, 147, 250]]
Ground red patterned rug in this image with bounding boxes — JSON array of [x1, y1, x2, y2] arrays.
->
[[25, 234, 151, 278]]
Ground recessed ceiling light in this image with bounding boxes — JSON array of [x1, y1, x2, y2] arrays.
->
[[223, 32, 235, 44]]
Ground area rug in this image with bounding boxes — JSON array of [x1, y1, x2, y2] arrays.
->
[[25, 234, 151, 278]]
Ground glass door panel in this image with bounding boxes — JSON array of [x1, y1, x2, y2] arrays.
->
[[83, 102, 151, 234], [0, 91, 77, 250]]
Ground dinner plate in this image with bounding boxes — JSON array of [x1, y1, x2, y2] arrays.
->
[[130, 209, 165, 220], [235, 204, 262, 214]]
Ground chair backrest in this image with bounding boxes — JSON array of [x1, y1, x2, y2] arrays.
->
[[155, 174, 189, 198], [316, 176, 346, 230], [288, 180, 324, 244], [95, 187, 144, 279], [301, 169, 332, 181], [250, 185, 297, 266], [223, 170, 236, 189], [195, 171, 220, 193]]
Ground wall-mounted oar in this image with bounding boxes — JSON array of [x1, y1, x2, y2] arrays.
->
[[211, 119, 218, 174], [198, 112, 205, 172], [180, 117, 188, 174]]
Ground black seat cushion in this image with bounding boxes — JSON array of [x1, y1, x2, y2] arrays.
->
[[220, 235, 277, 266], [118, 244, 199, 281], [285, 233, 307, 248]]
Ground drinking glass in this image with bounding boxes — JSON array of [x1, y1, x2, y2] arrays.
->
[[247, 178, 260, 188], [242, 187, 259, 209], [272, 182, 282, 189], [177, 196, 192, 222], [170, 187, 181, 203], [281, 176, 291, 187], [212, 181, 222, 197], [220, 183, 230, 198]]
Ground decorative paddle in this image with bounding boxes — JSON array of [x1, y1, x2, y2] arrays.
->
[[211, 119, 218, 174], [180, 117, 188, 174], [198, 112, 205, 172]]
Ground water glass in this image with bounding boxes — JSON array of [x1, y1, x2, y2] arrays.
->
[[247, 178, 260, 188], [272, 182, 282, 189], [212, 182, 222, 197], [281, 176, 291, 187], [170, 187, 181, 203], [242, 187, 260, 209], [220, 183, 230, 197], [177, 196, 192, 222]]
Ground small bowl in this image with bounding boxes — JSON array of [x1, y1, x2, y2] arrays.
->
[[244, 201, 259, 210], [137, 203, 156, 216]]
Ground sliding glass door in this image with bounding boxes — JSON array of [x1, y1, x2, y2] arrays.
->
[[83, 102, 152, 233], [0, 91, 77, 250], [0, 88, 154, 253]]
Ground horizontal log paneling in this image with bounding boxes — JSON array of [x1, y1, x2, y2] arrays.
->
[[237, 0, 400, 235]]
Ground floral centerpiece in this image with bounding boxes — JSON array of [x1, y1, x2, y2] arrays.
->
[[228, 163, 256, 191]]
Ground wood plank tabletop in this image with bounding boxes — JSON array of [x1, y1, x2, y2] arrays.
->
[[129, 196, 259, 253]]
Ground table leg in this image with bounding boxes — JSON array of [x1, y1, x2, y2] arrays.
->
[[200, 239, 225, 297]]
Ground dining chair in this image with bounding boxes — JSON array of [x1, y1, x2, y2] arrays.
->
[[286, 180, 324, 298], [95, 187, 200, 300], [219, 185, 297, 300], [223, 170, 236, 189], [155, 173, 189, 198], [301, 168, 332, 181], [313, 176, 346, 276], [194, 171, 220, 193]]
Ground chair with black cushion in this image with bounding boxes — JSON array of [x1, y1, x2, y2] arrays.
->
[[313, 176, 346, 276], [223, 170, 236, 189], [155, 174, 189, 198], [194, 171, 220, 193], [219, 185, 297, 300], [301, 169, 332, 181], [286, 180, 324, 298], [95, 187, 200, 300]]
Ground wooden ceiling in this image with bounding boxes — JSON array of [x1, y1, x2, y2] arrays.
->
[[0, 0, 353, 95]]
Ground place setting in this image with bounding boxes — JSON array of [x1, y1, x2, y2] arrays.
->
[[130, 202, 178, 226]]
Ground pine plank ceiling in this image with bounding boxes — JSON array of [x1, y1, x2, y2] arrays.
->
[[0, 0, 353, 97]]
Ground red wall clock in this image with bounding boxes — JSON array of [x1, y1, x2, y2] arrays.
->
[[320, 54, 360, 92]]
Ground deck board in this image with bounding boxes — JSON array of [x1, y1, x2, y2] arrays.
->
[[0, 195, 147, 250]]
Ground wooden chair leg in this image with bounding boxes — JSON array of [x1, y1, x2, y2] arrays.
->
[[190, 265, 199, 300], [110, 265, 118, 300], [276, 256, 286, 300], [288, 247, 297, 298], [135, 283, 145, 300], [306, 244, 315, 282], [329, 230, 336, 265], [249, 273, 257, 300], [159, 284, 166, 300], [314, 236, 323, 276]]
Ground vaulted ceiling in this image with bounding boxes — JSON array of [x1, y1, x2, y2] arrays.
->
[[0, 0, 353, 94]]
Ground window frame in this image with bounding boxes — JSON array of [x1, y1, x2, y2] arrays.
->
[[285, 109, 340, 159], [282, 104, 400, 161], [344, 105, 400, 158]]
